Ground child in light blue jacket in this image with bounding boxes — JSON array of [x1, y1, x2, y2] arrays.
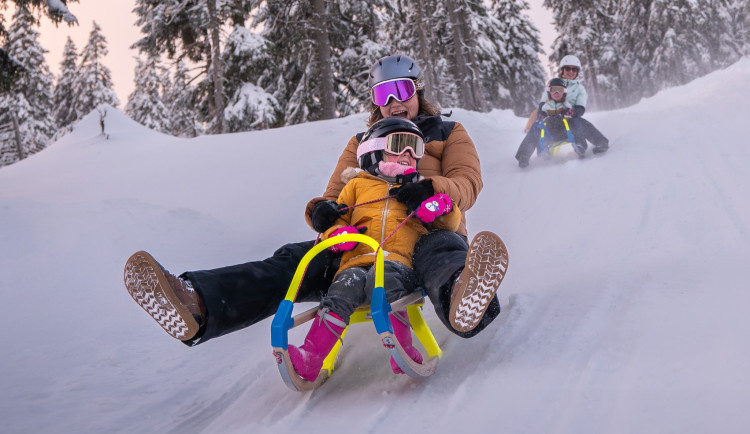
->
[[545, 55, 608, 155], [516, 55, 609, 167]]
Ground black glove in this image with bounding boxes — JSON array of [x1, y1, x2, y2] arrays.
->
[[573, 105, 585, 117], [389, 180, 434, 213], [311, 200, 348, 233]]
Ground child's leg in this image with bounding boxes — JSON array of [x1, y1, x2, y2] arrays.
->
[[389, 309, 424, 374], [320, 267, 369, 324], [288, 267, 367, 381], [361, 261, 423, 372]]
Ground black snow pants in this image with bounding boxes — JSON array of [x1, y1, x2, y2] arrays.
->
[[515, 125, 542, 163], [181, 230, 500, 346], [321, 261, 417, 324], [516, 117, 608, 163], [568, 117, 608, 150]]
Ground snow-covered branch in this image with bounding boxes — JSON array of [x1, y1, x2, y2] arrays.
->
[[47, 0, 78, 24]]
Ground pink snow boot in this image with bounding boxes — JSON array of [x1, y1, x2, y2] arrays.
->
[[389, 310, 423, 374], [288, 309, 347, 382]]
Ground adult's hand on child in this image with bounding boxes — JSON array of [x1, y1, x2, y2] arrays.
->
[[328, 226, 366, 253], [389, 180, 434, 213], [415, 194, 453, 224], [312, 200, 348, 233]]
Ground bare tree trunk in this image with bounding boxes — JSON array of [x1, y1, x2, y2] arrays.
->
[[10, 110, 25, 161], [207, 0, 226, 133], [414, 0, 442, 104], [311, 0, 335, 119], [445, 0, 475, 110]]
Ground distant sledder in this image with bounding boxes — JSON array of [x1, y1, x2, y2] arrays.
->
[[516, 55, 609, 168], [534, 78, 578, 159]]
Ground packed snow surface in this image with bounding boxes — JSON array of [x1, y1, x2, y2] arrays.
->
[[1, 58, 749, 433]]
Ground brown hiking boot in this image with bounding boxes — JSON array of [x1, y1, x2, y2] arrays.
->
[[124, 251, 206, 340], [449, 231, 509, 332]]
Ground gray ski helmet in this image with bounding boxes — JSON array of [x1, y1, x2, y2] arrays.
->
[[358, 117, 424, 172], [368, 54, 425, 94]]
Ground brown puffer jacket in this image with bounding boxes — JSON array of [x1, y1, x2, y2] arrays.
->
[[325, 170, 462, 275], [306, 117, 482, 236]]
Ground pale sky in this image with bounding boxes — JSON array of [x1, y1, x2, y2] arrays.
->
[[7, 0, 556, 104]]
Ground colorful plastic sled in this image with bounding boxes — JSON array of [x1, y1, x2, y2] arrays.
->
[[537, 115, 576, 158], [271, 233, 442, 392]]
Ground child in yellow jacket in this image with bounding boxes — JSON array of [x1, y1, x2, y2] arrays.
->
[[289, 118, 461, 381]]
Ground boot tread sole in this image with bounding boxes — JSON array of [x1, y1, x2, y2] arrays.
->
[[124, 251, 199, 340], [449, 231, 509, 332]]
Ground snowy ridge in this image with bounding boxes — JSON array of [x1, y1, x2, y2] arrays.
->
[[1, 57, 749, 433]]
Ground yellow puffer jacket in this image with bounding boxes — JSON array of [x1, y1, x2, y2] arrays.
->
[[324, 170, 462, 276], [306, 118, 481, 236]]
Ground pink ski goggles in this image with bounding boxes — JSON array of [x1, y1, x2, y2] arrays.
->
[[371, 78, 417, 106], [357, 132, 425, 160]]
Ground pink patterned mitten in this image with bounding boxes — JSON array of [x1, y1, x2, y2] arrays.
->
[[415, 194, 453, 223]]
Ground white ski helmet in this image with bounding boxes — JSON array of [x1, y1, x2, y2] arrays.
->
[[559, 54, 582, 72]]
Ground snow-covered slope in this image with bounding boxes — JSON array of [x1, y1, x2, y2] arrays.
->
[[1, 58, 749, 433]]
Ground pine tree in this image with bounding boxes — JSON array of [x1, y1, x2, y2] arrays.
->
[[0, 5, 56, 167], [545, 0, 746, 109], [164, 60, 200, 137], [53, 37, 79, 128], [73, 21, 119, 119], [132, 0, 255, 134], [441, 0, 488, 111], [251, 0, 328, 125], [545, 0, 621, 109], [425, 0, 460, 107], [1, 0, 78, 91], [402, 0, 447, 105], [736, 0, 750, 55], [327, 1, 390, 117], [646, 0, 712, 91], [613, 0, 654, 106], [125, 53, 171, 133], [489, 0, 546, 115], [222, 24, 280, 131], [703, 0, 745, 68]]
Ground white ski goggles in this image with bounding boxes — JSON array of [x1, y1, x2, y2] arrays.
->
[[357, 132, 425, 160]]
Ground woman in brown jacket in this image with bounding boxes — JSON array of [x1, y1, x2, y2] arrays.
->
[[124, 54, 507, 349], [288, 118, 461, 381]]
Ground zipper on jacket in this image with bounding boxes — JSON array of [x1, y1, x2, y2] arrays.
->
[[381, 182, 392, 242]]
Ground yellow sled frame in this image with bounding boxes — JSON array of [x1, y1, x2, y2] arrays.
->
[[271, 233, 442, 391], [539, 117, 574, 157]]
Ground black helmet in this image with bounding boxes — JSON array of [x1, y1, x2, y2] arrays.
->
[[368, 54, 425, 93], [358, 118, 424, 173], [547, 77, 567, 100], [548, 77, 566, 88]]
